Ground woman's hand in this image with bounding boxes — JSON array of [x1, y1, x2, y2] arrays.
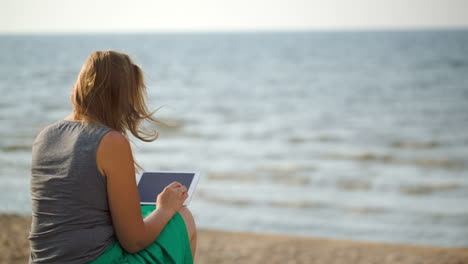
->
[[156, 181, 189, 215]]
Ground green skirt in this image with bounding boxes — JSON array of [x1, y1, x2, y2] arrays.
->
[[87, 205, 193, 264]]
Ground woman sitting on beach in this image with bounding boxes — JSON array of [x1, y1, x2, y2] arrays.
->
[[29, 50, 197, 264]]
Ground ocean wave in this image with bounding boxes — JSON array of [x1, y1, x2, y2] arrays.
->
[[257, 164, 317, 174], [399, 183, 461, 196], [322, 152, 465, 169], [257, 164, 315, 185], [391, 140, 440, 149], [205, 172, 256, 182], [208, 198, 391, 215], [268, 200, 325, 209], [205, 171, 311, 185], [156, 119, 186, 132], [270, 175, 310, 185], [288, 135, 341, 144], [152, 118, 221, 139], [342, 206, 388, 214], [197, 190, 325, 209], [336, 179, 372, 191], [1, 145, 31, 152], [213, 198, 252, 207], [196, 191, 252, 207], [323, 152, 392, 162]]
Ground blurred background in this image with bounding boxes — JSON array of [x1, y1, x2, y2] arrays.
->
[[1, 0, 468, 248]]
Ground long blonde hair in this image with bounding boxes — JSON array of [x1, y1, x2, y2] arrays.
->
[[71, 50, 161, 170]]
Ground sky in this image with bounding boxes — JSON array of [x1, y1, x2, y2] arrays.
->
[[1, 0, 468, 33]]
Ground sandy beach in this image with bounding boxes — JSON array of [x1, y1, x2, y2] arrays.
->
[[1, 214, 467, 264]]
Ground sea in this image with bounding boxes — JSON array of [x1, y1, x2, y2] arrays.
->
[[1, 30, 467, 247]]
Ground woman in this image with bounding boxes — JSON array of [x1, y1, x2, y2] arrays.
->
[[29, 50, 197, 264]]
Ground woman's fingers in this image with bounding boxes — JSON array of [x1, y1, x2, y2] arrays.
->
[[165, 182, 188, 200], [173, 186, 187, 195], [166, 181, 182, 188], [168, 184, 187, 193]]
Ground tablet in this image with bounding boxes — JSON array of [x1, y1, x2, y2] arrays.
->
[[137, 171, 200, 206]]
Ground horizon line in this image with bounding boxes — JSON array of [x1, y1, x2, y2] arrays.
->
[[1, 26, 468, 35]]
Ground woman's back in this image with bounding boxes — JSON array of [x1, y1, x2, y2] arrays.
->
[[29, 120, 115, 264], [28, 50, 197, 263]]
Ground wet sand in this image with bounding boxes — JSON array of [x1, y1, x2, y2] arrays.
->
[[1, 214, 467, 264]]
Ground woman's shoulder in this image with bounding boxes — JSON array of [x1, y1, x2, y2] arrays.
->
[[96, 131, 134, 177], [33, 120, 65, 141], [102, 130, 127, 141], [33, 120, 114, 144], [99, 131, 131, 153]]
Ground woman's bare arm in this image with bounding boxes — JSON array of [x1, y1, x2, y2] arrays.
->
[[96, 131, 185, 253]]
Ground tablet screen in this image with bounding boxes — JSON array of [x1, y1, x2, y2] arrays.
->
[[138, 172, 195, 203]]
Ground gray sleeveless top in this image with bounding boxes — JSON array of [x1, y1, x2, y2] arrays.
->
[[29, 120, 116, 264]]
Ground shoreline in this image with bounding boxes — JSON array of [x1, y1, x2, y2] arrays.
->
[[2, 214, 467, 264], [201, 226, 468, 251]]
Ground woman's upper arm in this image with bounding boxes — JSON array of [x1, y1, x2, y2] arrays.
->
[[96, 131, 144, 253]]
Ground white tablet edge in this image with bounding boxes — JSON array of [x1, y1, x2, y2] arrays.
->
[[136, 171, 200, 206]]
